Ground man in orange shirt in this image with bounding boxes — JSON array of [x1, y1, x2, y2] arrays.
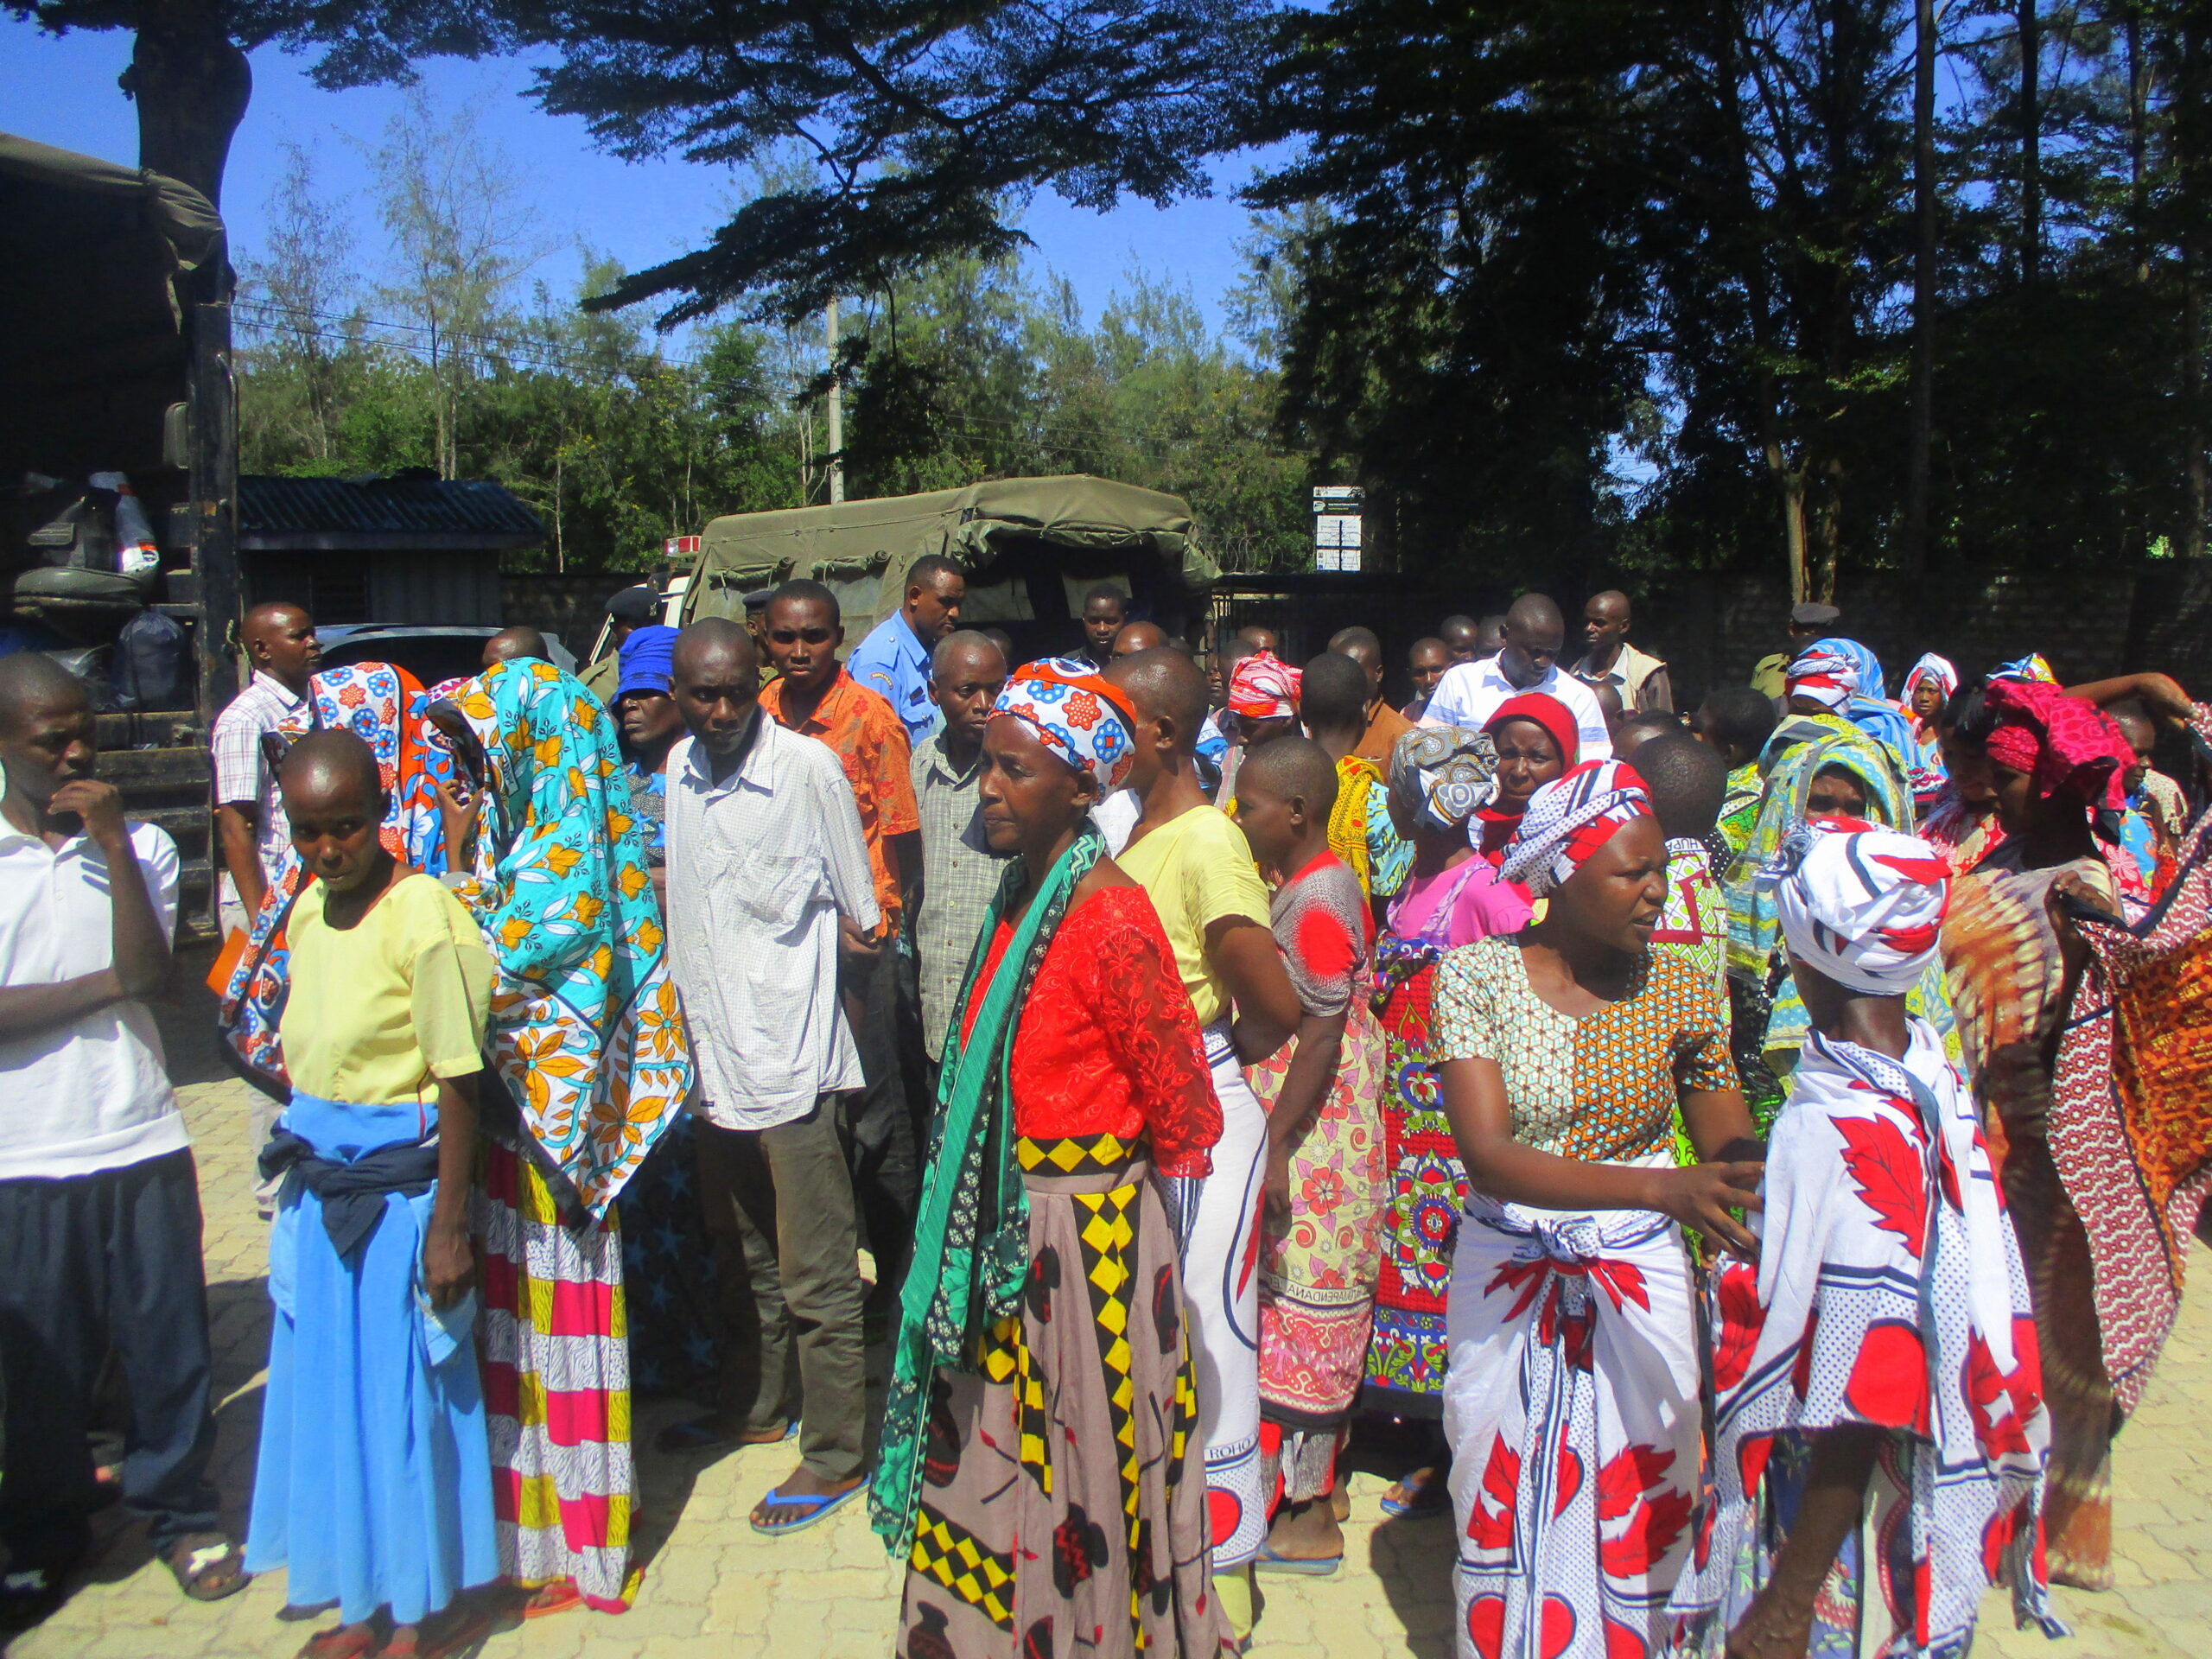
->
[[758, 579, 924, 1298]]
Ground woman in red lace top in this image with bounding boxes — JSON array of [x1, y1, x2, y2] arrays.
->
[[873, 658, 1232, 1659]]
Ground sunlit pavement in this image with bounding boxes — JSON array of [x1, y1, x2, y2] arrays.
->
[[11, 1058, 2208, 1659]]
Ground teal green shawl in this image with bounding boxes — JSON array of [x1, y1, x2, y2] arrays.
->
[[870, 824, 1107, 1553]]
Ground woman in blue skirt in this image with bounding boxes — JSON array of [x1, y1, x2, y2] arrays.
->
[[245, 729, 499, 1659]]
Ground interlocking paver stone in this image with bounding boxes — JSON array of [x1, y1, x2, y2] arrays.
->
[[12, 1067, 2207, 1658]]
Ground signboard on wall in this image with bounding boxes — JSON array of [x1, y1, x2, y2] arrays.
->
[[1313, 486, 1363, 573]]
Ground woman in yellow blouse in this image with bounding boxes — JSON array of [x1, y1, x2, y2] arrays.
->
[[245, 729, 499, 1659]]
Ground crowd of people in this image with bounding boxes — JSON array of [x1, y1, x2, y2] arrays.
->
[[1, 567, 2208, 1659]]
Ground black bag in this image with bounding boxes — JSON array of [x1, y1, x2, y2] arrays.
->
[[111, 606, 189, 711]]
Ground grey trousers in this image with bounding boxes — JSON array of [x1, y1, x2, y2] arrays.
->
[[694, 1100, 868, 1483]]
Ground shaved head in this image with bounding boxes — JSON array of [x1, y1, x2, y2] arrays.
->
[[673, 615, 758, 677], [933, 628, 1007, 679], [0, 651, 87, 735], [1498, 594, 1566, 690], [1113, 620, 1169, 658], [1505, 593, 1562, 635], [1107, 646, 1210, 748], [1300, 650, 1370, 734], [279, 728, 384, 812], [483, 625, 550, 666], [244, 601, 311, 644], [1588, 590, 1631, 623], [1237, 734, 1341, 815]]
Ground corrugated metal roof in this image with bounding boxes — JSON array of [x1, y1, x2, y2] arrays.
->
[[238, 473, 543, 550]]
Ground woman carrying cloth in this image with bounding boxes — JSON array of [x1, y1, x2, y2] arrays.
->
[[871, 658, 1234, 1659], [1671, 820, 2056, 1659], [1429, 761, 1761, 1659], [1364, 726, 1530, 1518], [1940, 675, 2212, 1588], [433, 659, 693, 1616]]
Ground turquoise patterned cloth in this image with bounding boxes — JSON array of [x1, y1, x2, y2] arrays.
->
[[449, 660, 691, 1218], [1724, 715, 1957, 1062]]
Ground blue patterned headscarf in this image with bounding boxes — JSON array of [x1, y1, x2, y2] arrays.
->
[[449, 659, 690, 1217]]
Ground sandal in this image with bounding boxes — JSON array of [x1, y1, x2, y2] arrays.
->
[[1253, 1541, 1341, 1577], [296, 1625, 379, 1659], [165, 1532, 251, 1602], [749, 1480, 864, 1535], [381, 1604, 495, 1659], [1379, 1468, 1450, 1520], [518, 1580, 583, 1620]]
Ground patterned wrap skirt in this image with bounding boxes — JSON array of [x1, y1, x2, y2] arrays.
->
[[1444, 1181, 1700, 1659], [1247, 984, 1388, 1504], [475, 1140, 639, 1611], [1367, 961, 1469, 1414], [898, 1134, 1234, 1659], [1166, 1026, 1268, 1571]]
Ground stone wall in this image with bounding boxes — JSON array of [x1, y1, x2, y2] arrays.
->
[[499, 572, 653, 661], [1636, 563, 2212, 704]]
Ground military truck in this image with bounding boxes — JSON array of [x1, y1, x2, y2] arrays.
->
[[1, 132, 240, 939]]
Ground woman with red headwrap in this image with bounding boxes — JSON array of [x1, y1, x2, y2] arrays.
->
[[1941, 674, 2212, 1588]]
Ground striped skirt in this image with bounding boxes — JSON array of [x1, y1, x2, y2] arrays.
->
[[898, 1134, 1233, 1659], [475, 1141, 638, 1611]]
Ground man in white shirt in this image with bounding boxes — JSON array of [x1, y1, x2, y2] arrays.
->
[[655, 618, 878, 1535], [0, 654, 241, 1620], [209, 601, 320, 938], [1420, 591, 1613, 759]]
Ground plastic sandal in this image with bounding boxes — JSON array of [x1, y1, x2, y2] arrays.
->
[[1378, 1471, 1450, 1520], [1253, 1542, 1342, 1577], [748, 1481, 865, 1535]]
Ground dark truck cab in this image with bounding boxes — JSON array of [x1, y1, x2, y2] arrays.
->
[[0, 132, 240, 940]]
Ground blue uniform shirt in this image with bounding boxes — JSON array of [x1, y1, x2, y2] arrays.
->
[[846, 608, 941, 740]]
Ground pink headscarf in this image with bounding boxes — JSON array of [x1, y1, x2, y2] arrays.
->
[[1227, 650, 1301, 721], [1982, 679, 2134, 810]]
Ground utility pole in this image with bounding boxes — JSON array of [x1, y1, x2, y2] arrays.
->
[[825, 297, 845, 505], [1904, 0, 1936, 577]]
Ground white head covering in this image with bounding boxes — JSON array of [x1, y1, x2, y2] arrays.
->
[[1770, 820, 1950, 995]]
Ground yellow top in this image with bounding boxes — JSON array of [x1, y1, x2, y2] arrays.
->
[[280, 872, 495, 1108], [1114, 804, 1270, 1029]]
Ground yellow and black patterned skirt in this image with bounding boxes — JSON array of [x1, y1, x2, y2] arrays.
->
[[898, 1135, 1234, 1659]]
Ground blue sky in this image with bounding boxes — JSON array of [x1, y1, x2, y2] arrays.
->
[[0, 21, 1272, 339]]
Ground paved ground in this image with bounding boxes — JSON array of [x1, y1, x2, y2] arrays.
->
[[12, 1001, 2211, 1658]]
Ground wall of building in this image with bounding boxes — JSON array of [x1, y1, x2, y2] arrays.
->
[[500, 572, 653, 661]]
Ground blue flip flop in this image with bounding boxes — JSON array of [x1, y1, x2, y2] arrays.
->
[[1379, 1471, 1450, 1520], [750, 1480, 865, 1535], [1253, 1542, 1341, 1577]]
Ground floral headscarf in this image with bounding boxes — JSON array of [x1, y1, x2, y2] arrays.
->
[[992, 658, 1137, 792], [1497, 760, 1655, 899], [219, 661, 442, 1092], [1227, 650, 1301, 721], [1389, 724, 1498, 832], [448, 659, 691, 1218], [1983, 678, 2135, 811]]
